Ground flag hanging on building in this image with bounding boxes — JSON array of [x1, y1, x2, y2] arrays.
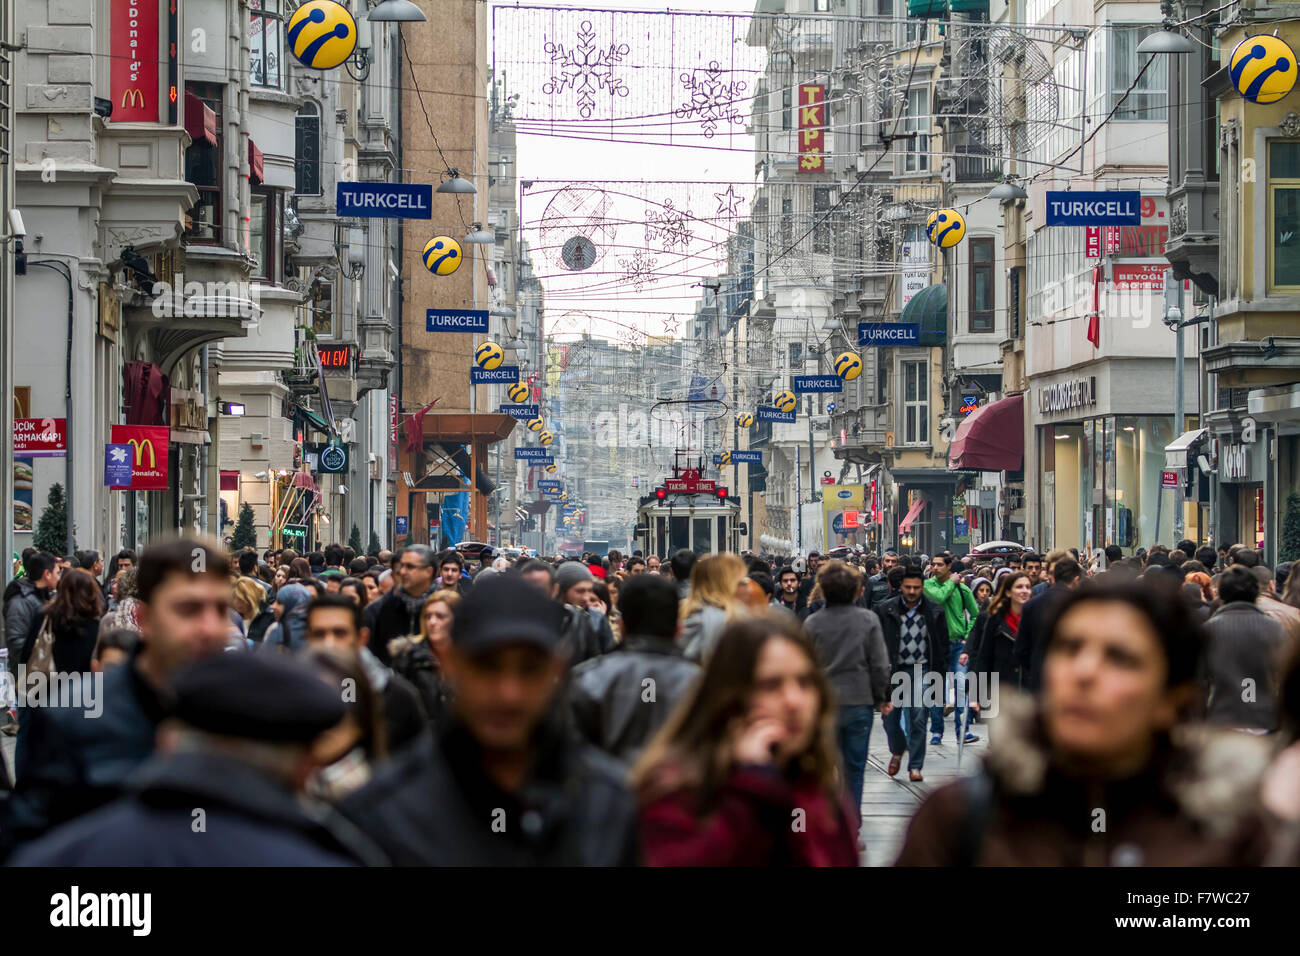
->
[[1085, 264, 1102, 348]]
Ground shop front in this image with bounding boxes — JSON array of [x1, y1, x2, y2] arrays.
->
[[1213, 431, 1268, 553], [892, 468, 963, 557]]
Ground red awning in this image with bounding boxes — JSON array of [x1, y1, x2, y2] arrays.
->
[[184, 91, 217, 147], [292, 470, 316, 491], [948, 393, 1025, 472], [898, 496, 927, 534], [248, 138, 264, 185], [219, 470, 239, 491]]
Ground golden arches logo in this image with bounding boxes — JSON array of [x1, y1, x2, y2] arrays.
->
[[127, 438, 156, 469], [121, 89, 147, 109]]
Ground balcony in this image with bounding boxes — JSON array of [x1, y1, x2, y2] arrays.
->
[[830, 408, 888, 465]]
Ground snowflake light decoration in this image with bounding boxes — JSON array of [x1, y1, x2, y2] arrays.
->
[[644, 199, 693, 251], [542, 20, 631, 120], [618, 251, 659, 292], [675, 61, 748, 138]]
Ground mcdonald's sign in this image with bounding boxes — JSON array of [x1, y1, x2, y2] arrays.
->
[[110, 0, 161, 123], [109, 425, 170, 490]]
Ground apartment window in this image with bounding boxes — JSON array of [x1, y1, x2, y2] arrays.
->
[[1269, 141, 1300, 291], [309, 278, 336, 338], [249, 0, 284, 89], [250, 189, 282, 282], [814, 0, 831, 10], [184, 83, 223, 243], [969, 238, 994, 332], [1095, 25, 1167, 121], [789, 342, 803, 368], [295, 102, 321, 196], [813, 187, 831, 254], [902, 359, 929, 445], [782, 88, 793, 130], [903, 88, 929, 172]]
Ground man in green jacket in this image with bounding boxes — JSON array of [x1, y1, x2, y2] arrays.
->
[[923, 553, 981, 745]]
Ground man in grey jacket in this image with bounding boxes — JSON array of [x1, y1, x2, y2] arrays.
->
[[4, 551, 59, 675], [802, 560, 892, 824], [1204, 566, 1287, 731]]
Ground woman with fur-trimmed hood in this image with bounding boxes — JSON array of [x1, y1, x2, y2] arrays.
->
[[897, 578, 1274, 866]]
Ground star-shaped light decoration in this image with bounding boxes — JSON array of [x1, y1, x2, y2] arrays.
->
[[714, 184, 743, 220]]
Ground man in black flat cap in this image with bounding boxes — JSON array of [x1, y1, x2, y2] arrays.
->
[[340, 574, 638, 865], [11, 653, 386, 866]]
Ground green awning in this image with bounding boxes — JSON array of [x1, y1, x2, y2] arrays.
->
[[900, 284, 948, 346], [293, 405, 332, 435], [907, 0, 948, 16]]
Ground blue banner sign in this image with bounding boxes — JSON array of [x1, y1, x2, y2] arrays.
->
[[471, 366, 520, 385], [757, 406, 796, 423], [530, 457, 555, 467], [515, 447, 549, 460], [104, 444, 132, 487], [730, 450, 762, 464], [858, 323, 920, 346], [498, 403, 540, 420], [539, 480, 562, 493], [395, 515, 409, 536], [793, 375, 843, 393], [1044, 190, 1141, 226], [427, 309, 488, 333], [336, 182, 433, 219]]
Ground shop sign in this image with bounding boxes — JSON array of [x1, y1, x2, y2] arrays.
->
[[797, 83, 825, 173], [1219, 442, 1263, 483], [1161, 471, 1179, 489], [1038, 377, 1097, 415]]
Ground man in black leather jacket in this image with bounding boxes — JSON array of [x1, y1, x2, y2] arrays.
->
[[340, 575, 638, 865], [568, 574, 700, 765]]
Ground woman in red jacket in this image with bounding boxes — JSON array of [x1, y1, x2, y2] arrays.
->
[[631, 613, 859, 866]]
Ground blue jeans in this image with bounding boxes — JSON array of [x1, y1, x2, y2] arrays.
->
[[929, 639, 971, 738], [836, 705, 873, 822], [884, 702, 928, 771]]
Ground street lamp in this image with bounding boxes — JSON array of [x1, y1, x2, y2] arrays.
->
[[366, 0, 428, 22], [986, 180, 1029, 202], [464, 222, 496, 244], [436, 168, 476, 194], [1137, 27, 1197, 55]]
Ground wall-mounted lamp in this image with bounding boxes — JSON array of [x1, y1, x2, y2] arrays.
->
[[219, 401, 246, 416], [336, 224, 365, 280], [346, 10, 373, 81]]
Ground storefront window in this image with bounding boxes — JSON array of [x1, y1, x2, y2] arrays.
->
[[1113, 416, 1176, 552]]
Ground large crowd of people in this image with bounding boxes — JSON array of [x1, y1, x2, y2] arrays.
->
[[0, 537, 1297, 866]]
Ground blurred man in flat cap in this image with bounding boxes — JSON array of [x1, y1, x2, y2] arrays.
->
[[11, 652, 386, 866], [340, 574, 637, 865]]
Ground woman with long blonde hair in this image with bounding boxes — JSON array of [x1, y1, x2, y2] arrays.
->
[[680, 553, 748, 663]]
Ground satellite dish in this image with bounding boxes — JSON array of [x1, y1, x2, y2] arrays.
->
[[561, 235, 597, 272]]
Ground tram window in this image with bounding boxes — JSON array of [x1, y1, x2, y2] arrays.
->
[[670, 515, 689, 552], [694, 517, 713, 554], [718, 516, 728, 550]]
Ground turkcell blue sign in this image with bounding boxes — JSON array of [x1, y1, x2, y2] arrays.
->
[[395, 516, 409, 536], [104, 444, 132, 487], [757, 406, 796, 423], [794, 375, 842, 393], [427, 309, 488, 333], [498, 403, 540, 420], [515, 447, 549, 460], [336, 182, 432, 220], [731, 450, 762, 464], [471, 366, 520, 385], [859, 323, 920, 346], [531, 457, 555, 467], [539, 480, 562, 493], [1044, 190, 1140, 226]]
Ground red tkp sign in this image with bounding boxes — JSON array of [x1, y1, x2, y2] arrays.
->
[[110, 0, 161, 123], [798, 83, 826, 173], [13, 418, 66, 457], [110, 425, 170, 489]]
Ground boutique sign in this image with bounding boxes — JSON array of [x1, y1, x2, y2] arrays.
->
[[1038, 377, 1097, 415]]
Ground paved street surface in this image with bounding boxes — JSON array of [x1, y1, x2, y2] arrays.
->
[[858, 715, 980, 867]]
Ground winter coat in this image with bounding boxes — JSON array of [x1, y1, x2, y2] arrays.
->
[[387, 635, 448, 730], [363, 586, 435, 667], [681, 605, 730, 664], [568, 635, 701, 765], [895, 694, 1274, 866], [968, 609, 1024, 693], [4, 648, 167, 851], [1203, 602, 1287, 731], [338, 712, 638, 866], [262, 583, 312, 653], [864, 572, 893, 611], [801, 604, 891, 707], [873, 594, 951, 676], [559, 604, 606, 666], [1013, 583, 1073, 692], [22, 609, 101, 675], [357, 646, 430, 754], [245, 605, 276, 644], [637, 761, 859, 866], [3, 578, 46, 672], [10, 750, 385, 866]]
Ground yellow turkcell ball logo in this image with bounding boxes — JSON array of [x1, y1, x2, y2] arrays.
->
[[474, 341, 505, 370], [545, 463, 557, 473], [539, 430, 554, 446], [1230, 35, 1297, 105], [773, 390, 797, 413], [927, 208, 966, 248], [422, 236, 462, 275], [720, 451, 731, 467], [507, 381, 530, 404], [286, 1, 357, 71], [834, 351, 863, 381], [736, 412, 754, 428], [527, 417, 545, 432]]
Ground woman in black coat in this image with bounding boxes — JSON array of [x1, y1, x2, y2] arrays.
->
[[964, 571, 1034, 698], [23, 568, 106, 675]]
